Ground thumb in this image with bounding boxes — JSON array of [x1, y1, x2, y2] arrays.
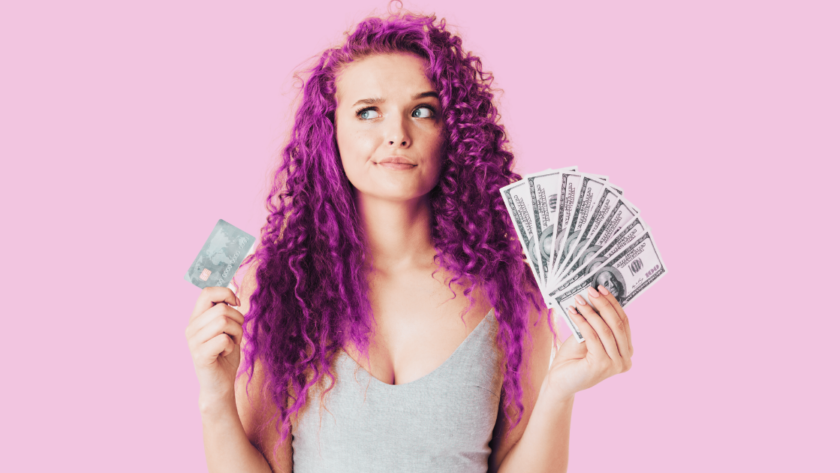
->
[[555, 332, 587, 361]]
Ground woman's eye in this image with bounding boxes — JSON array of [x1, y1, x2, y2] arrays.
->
[[412, 106, 434, 118], [358, 108, 380, 120]]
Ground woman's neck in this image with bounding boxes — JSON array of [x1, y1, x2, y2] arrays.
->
[[355, 191, 437, 274]]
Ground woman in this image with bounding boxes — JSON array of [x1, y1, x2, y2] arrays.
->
[[185, 8, 633, 473]]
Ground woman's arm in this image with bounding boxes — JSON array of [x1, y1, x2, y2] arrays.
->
[[200, 264, 293, 473], [491, 285, 633, 473], [201, 394, 274, 473], [488, 292, 568, 472], [491, 381, 575, 472]]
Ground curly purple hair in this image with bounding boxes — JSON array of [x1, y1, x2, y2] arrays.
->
[[237, 7, 554, 454]]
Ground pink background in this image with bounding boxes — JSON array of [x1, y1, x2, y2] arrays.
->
[[2, 0, 837, 471]]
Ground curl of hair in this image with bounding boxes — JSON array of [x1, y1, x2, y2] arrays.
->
[[237, 7, 553, 458]]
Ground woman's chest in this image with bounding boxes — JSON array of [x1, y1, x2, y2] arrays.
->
[[293, 344, 503, 473], [347, 269, 493, 386]]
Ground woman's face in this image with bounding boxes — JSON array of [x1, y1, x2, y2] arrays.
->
[[334, 52, 444, 202]]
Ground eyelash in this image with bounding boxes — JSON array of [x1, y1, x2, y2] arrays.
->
[[355, 105, 437, 120]]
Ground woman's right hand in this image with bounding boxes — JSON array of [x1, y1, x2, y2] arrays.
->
[[185, 286, 245, 409]]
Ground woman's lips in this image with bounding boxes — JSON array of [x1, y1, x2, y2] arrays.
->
[[378, 162, 416, 170], [377, 157, 417, 170]]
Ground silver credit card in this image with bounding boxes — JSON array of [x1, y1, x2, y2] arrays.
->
[[184, 219, 256, 289]]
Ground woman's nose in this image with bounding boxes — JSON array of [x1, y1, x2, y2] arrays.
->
[[385, 115, 411, 148]]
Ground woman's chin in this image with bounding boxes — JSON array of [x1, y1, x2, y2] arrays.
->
[[354, 186, 434, 204]]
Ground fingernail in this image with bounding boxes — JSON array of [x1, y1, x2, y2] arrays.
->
[[598, 285, 610, 295], [575, 295, 587, 306], [236, 297, 241, 306], [587, 286, 600, 298], [568, 306, 578, 315]]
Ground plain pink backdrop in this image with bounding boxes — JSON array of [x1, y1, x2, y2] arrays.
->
[[2, 0, 837, 471]]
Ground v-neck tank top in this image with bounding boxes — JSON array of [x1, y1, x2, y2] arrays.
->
[[291, 309, 503, 473]]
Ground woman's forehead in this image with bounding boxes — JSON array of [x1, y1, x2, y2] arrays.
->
[[335, 53, 435, 105]]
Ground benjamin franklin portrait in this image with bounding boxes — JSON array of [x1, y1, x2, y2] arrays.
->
[[591, 265, 626, 302]]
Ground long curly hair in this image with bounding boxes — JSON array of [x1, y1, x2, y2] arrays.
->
[[237, 6, 554, 455]]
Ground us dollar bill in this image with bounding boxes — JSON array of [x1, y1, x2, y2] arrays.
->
[[549, 172, 607, 275], [555, 187, 634, 280], [548, 216, 647, 297], [501, 180, 544, 286], [527, 167, 576, 286], [552, 175, 608, 281], [552, 230, 667, 342]]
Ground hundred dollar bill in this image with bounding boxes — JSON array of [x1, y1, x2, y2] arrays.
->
[[559, 193, 638, 281], [554, 186, 631, 281], [548, 171, 581, 275], [501, 180, 545, 287], [548, 216, 647, 297], [526, 166, 577, 286], [552, 230, 667, 342], [548, 172, 608, 275], [551, 175, 609, 281]]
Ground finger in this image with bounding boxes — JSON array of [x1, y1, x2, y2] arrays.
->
[[597, 284, 631, 333], [586, 286, 631, 360], [597, 285, 633, 357], [190, 287, 240, 322], [567, 305, 607, 358], [574, 294, 621, 362], [190, 314, 244, 349], [556, 330, 588, 359], [554, 313, 588, 357], [185, 303, 244, 339], [200, 333, 237, 363]]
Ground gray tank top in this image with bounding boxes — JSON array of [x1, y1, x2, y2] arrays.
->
[[291, 309, 503, 473]]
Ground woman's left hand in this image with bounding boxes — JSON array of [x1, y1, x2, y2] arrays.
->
[[544, 284, 634, 401]]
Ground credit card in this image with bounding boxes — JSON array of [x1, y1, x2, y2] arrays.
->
[[184, 219, 256, 289]]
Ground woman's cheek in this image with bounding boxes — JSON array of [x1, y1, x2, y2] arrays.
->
[[344, 158, 369, 191]]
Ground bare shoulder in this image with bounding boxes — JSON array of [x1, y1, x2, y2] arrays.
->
[[234, 261, 294, 472], [488, 284, 553, 472]]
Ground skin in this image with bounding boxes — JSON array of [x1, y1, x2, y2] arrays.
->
[[332, 52, 493, 386], [186, 52, 635, 473]]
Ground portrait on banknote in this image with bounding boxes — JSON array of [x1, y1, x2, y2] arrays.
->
[[592, 265, 626, 301]]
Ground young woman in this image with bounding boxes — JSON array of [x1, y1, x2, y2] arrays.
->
[[185, 9, 633, 473]]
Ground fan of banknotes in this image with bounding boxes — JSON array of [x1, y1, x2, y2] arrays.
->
[[501, 166, 667, 342]]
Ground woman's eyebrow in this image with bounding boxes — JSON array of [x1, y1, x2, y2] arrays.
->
[[351, 91, 439, 108], [352, 97, 383, 107], [412, 91, 439, 100]]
